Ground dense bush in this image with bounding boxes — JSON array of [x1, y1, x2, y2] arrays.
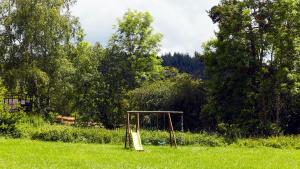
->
[[0, 80, 25, 137], [128, 74, 206, 131], [0, 111, 24, 137]]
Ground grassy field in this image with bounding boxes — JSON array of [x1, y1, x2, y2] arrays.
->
[[0, 138, 299, 169]]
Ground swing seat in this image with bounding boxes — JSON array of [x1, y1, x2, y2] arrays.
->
[[131, 130, 144, 151]]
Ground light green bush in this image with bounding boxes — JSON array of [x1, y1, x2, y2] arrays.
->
[[0, 79, 25, 137], [13, 122, 300, 149], [235, 136, 300, 149], [16, 123, 226, 146]]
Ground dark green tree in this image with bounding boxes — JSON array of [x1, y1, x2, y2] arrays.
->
[[162, 53, 205, 79], [201, 0, 300, 136], [70, 42, 106, 122]]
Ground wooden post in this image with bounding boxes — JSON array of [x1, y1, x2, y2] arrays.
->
[[156, 113, 159, 129], [125, 112, 128, 148], [163, 113, 166, 130], [124, 112, 132, 148], [128, 112, 132, 147], [125, 112, 131, 148], [136, 112, 140, 132], [169, 124, 172, 147], [166, 113, 171, 146], [167, 113, 177, 148], [181, 114, 184, 132]]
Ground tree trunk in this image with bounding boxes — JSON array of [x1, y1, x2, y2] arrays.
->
[[276, 93, 281, 125]]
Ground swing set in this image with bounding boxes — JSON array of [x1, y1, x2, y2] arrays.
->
[[124, 111, 184, 151]]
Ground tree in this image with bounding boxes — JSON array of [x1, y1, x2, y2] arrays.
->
[[201, 0, 300, 136], [0, 0, 81, 114], [99, 10, 163, 128], [106, 9, 163, 88], [162, 52, 205, 79], [70, 42, 106, 121]]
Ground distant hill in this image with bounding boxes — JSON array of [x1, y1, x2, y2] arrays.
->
[[162, 53, 204, 79]]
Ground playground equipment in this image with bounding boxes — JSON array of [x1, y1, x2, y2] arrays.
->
[[124, 111, 184, 151]]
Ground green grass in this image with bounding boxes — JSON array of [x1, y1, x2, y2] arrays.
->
[[0, 138, 299, 169]]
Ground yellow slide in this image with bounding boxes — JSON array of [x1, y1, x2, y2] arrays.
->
[[131, 130, 144, 151]]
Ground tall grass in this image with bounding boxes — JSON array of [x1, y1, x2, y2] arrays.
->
[[235, 136, 300, 149], [12, 116, 300, 149], [16, 123, 226, 146]]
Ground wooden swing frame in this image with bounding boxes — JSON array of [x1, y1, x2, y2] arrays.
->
[[124, 111, 184, 149]]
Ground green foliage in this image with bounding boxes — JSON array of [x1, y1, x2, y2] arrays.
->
[[20, 115, 46, 127], [0, 111, 24, 137], [105, 9, 163, 89], [0, 0, 81, 114], [13, 122, 300, 149], [0, 79, 24, 137], [128, 74, 206, 131], [201, 0, 300, 136], [162, 53, 205, 79], [0, 3, 166, 130], [128, 78, 175, 110], [97, 10, 164, 128], [29, 125, 124, 144], [109, 9, 163, 83], [0, 80, 6, 112], [68, 42, 106, 120], [16, 123, 226, 146], [235, 136, 300, 149]]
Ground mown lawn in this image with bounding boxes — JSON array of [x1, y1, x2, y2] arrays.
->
[[0, 138, 299, 169]]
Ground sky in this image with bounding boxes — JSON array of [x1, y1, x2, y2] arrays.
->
[[72, 0, 220, 55]]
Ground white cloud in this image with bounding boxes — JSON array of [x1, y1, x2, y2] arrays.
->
[[72, 0, 219, 55]]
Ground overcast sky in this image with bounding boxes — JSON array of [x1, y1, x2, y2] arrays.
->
[[72, 0, 220, 55]]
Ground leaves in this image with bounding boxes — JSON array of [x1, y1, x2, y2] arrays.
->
[[203, 0, 300, 135]]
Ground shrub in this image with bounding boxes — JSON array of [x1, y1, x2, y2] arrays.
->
[[0, 111, 25, 137], [14, 122, 300, 149], [235, 136, 300, 149], [20, 115, 46, 127], [17, 123, 226, 146], [0, 79, 25, 137]]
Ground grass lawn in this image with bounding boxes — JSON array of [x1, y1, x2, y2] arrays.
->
[[0, 138, 299, 169]]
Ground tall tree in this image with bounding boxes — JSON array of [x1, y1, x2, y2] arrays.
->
[[201, 0, 300, 135], [106, 9, 163, 88], [0, 0, 81, 114], [70, 42, 106, 121], [100, 10, 163, 128]]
